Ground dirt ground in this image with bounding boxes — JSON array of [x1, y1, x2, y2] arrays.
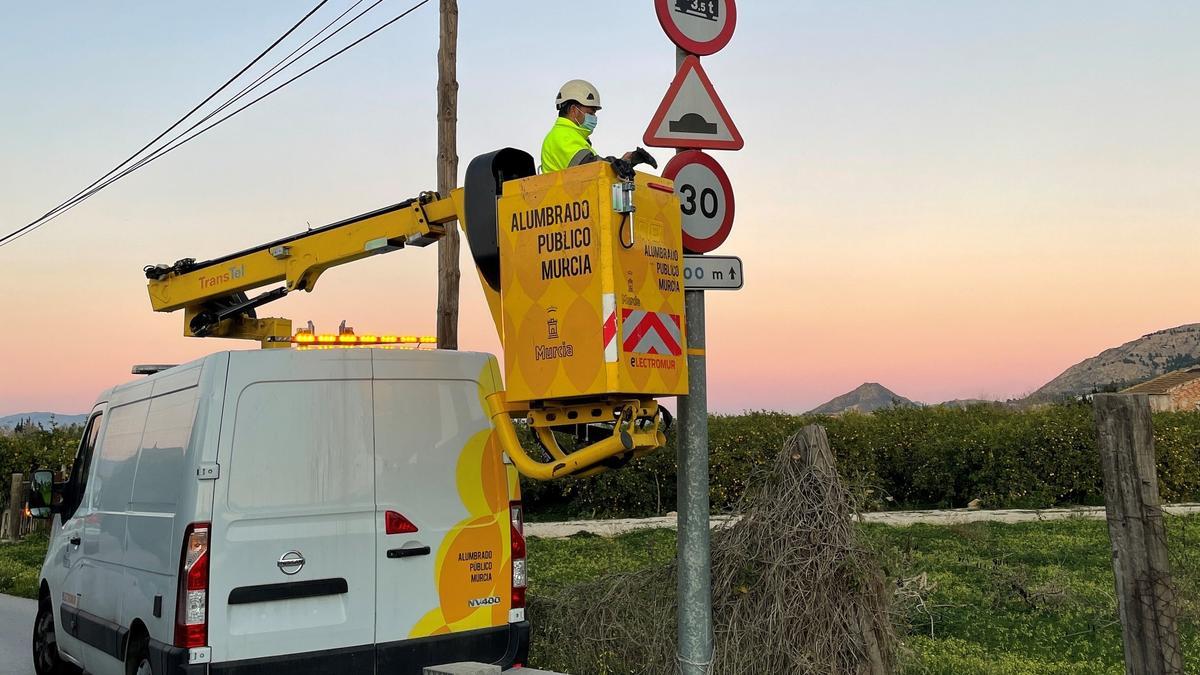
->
[[524, 503, 1200, 539]]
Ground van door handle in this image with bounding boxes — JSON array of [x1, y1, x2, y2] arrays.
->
[[69, 536, 81, 546], [386, 546, 430, 559]]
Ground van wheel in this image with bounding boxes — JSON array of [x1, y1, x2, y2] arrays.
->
[[32, 601, 77, 675], [124, 635, 152, 675]]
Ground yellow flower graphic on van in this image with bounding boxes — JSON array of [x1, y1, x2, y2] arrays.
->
[[409, 369, 513, 637]]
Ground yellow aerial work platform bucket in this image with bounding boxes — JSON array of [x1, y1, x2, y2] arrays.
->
[[498, 162, 688, 403], [463, 148, 687, 479]]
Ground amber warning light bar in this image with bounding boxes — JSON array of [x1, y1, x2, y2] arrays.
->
[[291, 330, 437, 350]]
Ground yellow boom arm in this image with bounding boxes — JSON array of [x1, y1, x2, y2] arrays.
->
[[144, 149, 682, 480], [144, 192, 481, 345]]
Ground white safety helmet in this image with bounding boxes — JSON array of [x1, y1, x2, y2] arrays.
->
[[555, 79, 602, 111]]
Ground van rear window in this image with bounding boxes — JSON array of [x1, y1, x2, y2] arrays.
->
[[228, 381, 374, 512]]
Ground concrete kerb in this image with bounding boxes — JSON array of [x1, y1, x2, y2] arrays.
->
[[422, 665, 569, 675], [523, 503, 1200, 539], [424, 663, 499, 675]]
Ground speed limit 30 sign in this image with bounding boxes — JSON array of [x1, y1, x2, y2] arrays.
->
[[662, 150, 734, 254]]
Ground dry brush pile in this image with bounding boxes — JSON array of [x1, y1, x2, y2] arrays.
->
[[530, 425, 896, 674]]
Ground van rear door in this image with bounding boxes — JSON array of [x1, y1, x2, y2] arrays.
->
[[207, 350, 376, 670], [372, 352, 515, 669]]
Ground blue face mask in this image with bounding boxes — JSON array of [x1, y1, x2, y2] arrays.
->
[[581, 113, 598, 132]]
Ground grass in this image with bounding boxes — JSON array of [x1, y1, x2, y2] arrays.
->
[[526, 528, 677, 596], [884, 516, 1199, 674], [527, 515, 1200, 674], [0, 533, 47, 599], [4, 518, 1196, 672]]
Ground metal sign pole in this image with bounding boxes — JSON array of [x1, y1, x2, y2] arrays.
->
[[674, 46, 714, 675]]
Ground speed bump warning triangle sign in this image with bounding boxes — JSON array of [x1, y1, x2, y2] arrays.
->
[[643, 55, 743, 151]]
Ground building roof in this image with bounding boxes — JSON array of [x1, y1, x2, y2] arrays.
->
[[1122, 368, 1200, 395]]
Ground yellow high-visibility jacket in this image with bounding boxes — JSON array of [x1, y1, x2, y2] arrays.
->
[[540, 117, 597, 173]]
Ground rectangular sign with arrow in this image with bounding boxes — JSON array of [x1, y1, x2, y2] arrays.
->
[[682, 254, 743, 290]]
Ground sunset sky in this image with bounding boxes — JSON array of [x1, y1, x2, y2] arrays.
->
[[2, 1, 1198, 416]]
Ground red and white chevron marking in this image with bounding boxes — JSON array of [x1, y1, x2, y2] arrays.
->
[[603, 294, 618, 363], [621, 308, 682, 356]]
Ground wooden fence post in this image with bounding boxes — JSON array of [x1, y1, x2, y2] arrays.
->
[[6, 473, 22, 542], [1093, 394, 1183, 675]]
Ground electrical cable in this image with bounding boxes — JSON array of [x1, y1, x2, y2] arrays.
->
[[0, 0, 390, 249], [0, 1, 331, 248], [2, 2, 400, 251], [1, 0, 432, 250], [172, 0, 380, 153]]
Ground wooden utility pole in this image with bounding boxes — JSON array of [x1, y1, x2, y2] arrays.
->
[[1093, 394, 1183, 675], [435, 0, 459, 349]]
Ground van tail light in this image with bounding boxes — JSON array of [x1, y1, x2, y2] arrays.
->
[[385, 510, 419, 535], [510, 502, 526, 610], [175, 522, 210, 648]]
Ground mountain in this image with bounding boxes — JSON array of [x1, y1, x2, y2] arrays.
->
[[1029, 324, 1200, 401], [937, 398, 1006, 409], [0, 412, 88, 429], [808, 383, 918, 415]]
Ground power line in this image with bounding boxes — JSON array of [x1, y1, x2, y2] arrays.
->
[[1, 0, 433, 251], [0, 1, 334, 247], [1, 0, 417, 249], [126, 0, 388, 175], [197, 0, 377, 133]]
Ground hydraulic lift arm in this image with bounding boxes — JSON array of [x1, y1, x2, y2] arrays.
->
[[144, 149, 684, 481], [144, 192, 468, 345]]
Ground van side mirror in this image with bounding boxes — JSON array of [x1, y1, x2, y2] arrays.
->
[[27, 470, 55, 519]]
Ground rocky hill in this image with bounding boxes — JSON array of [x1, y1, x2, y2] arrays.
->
[[1029, 324, 1200, 401], [937, 398, 1006, 409], [808, 383, 917, 415]]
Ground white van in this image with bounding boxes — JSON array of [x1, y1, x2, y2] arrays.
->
[[28, 347, 529, 675]]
